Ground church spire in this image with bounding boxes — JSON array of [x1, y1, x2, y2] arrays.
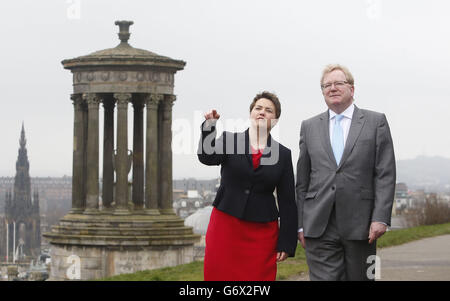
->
[[16, 122, 29, 173], [14, 123, 31, 209], [20, 121, 26, 149]]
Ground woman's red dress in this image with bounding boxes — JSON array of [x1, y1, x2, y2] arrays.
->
[[204, 148, 279, 281]]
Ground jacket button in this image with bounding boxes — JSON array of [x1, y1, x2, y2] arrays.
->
[[244, 189, 250, 194], [331, 186, 336, 191]]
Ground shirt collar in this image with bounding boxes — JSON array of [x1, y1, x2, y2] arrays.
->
[[329, 103, 354, 120]]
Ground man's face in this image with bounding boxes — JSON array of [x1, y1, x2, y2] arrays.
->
[[322, 70, 354, 114]]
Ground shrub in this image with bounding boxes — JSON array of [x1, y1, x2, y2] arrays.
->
[[404, 195, 450, 227]]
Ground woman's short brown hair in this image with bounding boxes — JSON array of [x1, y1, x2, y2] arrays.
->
[[249, 91, 281, 119]]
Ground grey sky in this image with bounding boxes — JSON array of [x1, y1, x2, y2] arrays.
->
[[0, 0, 449, 179]]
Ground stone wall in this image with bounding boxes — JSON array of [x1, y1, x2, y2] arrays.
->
[[49, 244, 195, 280]]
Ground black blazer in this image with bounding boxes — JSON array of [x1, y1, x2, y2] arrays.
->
[[197, 121, 298, 257]]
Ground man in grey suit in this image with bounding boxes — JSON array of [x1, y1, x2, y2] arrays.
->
[[296, 64, 396, 281]]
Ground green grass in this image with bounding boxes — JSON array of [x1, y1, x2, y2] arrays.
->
[[275, 247, 308, 280], [377, 222, 450, 249], [99, 261, 204, 281], [98, 222, 450, 281]]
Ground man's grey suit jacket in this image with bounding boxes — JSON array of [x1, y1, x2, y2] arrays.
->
[[296, 105, 396, 240]]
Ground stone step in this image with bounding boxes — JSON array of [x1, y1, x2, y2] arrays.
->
[[57, 213, 186, 228], [43, 232, 201, 246], [57, 220, 185, 229], [50, 225, 194, 236]]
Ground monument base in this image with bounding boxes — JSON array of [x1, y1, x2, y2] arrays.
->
[[43, 213, 200, 280], [48, 244, 195, 280]]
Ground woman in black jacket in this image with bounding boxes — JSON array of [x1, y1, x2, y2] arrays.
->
[[198, 91, 298, 281]]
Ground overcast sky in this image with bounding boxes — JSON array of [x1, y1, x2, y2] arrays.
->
[[0, 0, 449, 179]]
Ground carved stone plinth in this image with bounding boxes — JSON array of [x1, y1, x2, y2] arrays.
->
[[45, 213, 200, 280]]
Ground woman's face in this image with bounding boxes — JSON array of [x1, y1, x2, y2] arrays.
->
[[250, 98, 278, 130]]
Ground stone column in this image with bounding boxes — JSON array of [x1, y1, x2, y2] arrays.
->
[[70, 94, 85, 214], [102, 96, 115, 211], [159, 94, 176, 215], [6, 221, 9, 262], [82, 99, 88, 209], [144, 94, 162, 215], [114, 93, 132, 215], [132, 98, 144, 211], [84, 93, 101, 214]]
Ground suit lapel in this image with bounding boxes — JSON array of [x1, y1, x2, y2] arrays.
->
[[243, 129, 253, 168], [338, 106, 365, 170], [242, 129, 276, 171], [319, 111, 337, 168], [259, 134, 275, 169]]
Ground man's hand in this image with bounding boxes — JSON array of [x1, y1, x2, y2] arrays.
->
[[298, 231, 306, 248], [368, 222, 387, 244]]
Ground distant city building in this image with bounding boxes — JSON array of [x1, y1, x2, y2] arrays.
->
[[173, 178, 219, 194], [393, 182, 412, 216], [410, 189, 427, 207], [390, 183, 447, 217], [172, 178, 219, 219], [173, 189, 214, 219], [0, 176, 72, 251]]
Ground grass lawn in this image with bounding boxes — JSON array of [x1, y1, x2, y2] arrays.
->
[[99, 222, 450, 281], [377, 222, 450, 248]]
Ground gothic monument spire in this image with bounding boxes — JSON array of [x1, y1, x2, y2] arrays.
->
[[2, 124, 41, 261]]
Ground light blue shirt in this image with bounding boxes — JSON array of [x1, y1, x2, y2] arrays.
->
[[329, 103, 354, 147]]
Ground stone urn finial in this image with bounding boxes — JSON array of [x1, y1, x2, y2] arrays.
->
[[115, 20, 134, 44]]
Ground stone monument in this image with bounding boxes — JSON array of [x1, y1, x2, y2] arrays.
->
[[43, 21, 200, 280], [3, 124, 41, 263]]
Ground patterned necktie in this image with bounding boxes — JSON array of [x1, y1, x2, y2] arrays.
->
[[332, 114, 345, 165]]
